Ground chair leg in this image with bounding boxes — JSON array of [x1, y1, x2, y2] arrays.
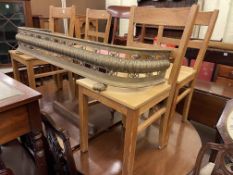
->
[[68, 72, 75, 98], [163, 88, 179, 146], [26, 63, 36, 89], [182, 88, 194, 122], [167, 88, 179, 133], [11, 59, 20, 81], [159, 113, 169, 149], [54, 68, 63, 90]]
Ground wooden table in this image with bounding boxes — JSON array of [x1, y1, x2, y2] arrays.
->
[[74, 115, 202, 175], [77, 78, 173, 175], [0, 72, 47, 175]]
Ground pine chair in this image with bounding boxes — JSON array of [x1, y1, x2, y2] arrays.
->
[[165, 10, 219, 138], [126, 5, 199, 141], [76, 5, 198, 174], [85, 9, 112, 43], [10, 5, 76, 90], [49, 5, 76, 36]]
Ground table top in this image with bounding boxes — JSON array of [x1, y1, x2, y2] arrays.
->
[[74, 115, 202, 175], [195, 79, 233, 99], [0, 72, 41, 112], [77, 78, 171, 110]]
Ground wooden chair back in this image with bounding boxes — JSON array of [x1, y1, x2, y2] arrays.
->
[[127, 5, 199, 86], [189, 10, 219, 73], [41, 113, 80, 175], [193, 143, 233, 175], [85, 9, 112, 43], [49, 5, 76, 37], [158, 10, 219, 74]]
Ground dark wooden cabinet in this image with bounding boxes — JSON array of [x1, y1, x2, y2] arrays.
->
[[0, 0, 32, 65], [215, 65, 233, 87]]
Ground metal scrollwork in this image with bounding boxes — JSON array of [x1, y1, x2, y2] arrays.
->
[[16, 27, 171, 89]]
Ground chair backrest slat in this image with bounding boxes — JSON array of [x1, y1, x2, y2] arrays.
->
[[49, 5, 76, 37], [193, 10, 219, 72], [127, 5, 199, 86], [127, 6, 219, 81], [85, 9, 112, 43], [133, 7, 191, 27]]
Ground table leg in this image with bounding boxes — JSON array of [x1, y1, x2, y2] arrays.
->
[[26, 101, 48, 174], [26, 63, 36, 89], [79, 86, 89, 152], [11, 59, 20, 81], [30, 131, 48, 175], [122, 109, 139, 175]]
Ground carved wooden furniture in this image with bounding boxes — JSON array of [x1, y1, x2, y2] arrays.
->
[[0, 72, 47, 175], [41, 112, 83, 175], [77, 5, 198, 175], [107, 6, 130, 44], [193, 143, 233, 175], [0, 157, 14, 175], [0, 0, 32, 65], [10, 5, 76, 90], [85, 9, 112, 43]]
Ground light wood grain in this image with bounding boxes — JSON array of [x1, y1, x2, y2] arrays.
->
[[85, 9, 112, 43], [77, 78, 171, 110], [49, 5, 76, 36], [77, 5, 199, 175], [167, 10, 219, 142], [10, 6, 77, 90]]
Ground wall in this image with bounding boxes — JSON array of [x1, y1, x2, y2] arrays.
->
[[31, 0, 61, 16], [67, 0, 105, 15], [223, 1, 233, 42], [198, 0, 231, 41], [31, 0, 105, 16]]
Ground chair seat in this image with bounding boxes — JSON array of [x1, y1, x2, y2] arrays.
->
[[165, 64, 196, 84], [77, 78, 171, 110], [9, 50, 48, 65]]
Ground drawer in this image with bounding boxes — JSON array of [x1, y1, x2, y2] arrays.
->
[[187, 89, 226, 128], [218, 65, 233, 79], [216, 77, 233, 87], [0, 106, 30, 144]]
